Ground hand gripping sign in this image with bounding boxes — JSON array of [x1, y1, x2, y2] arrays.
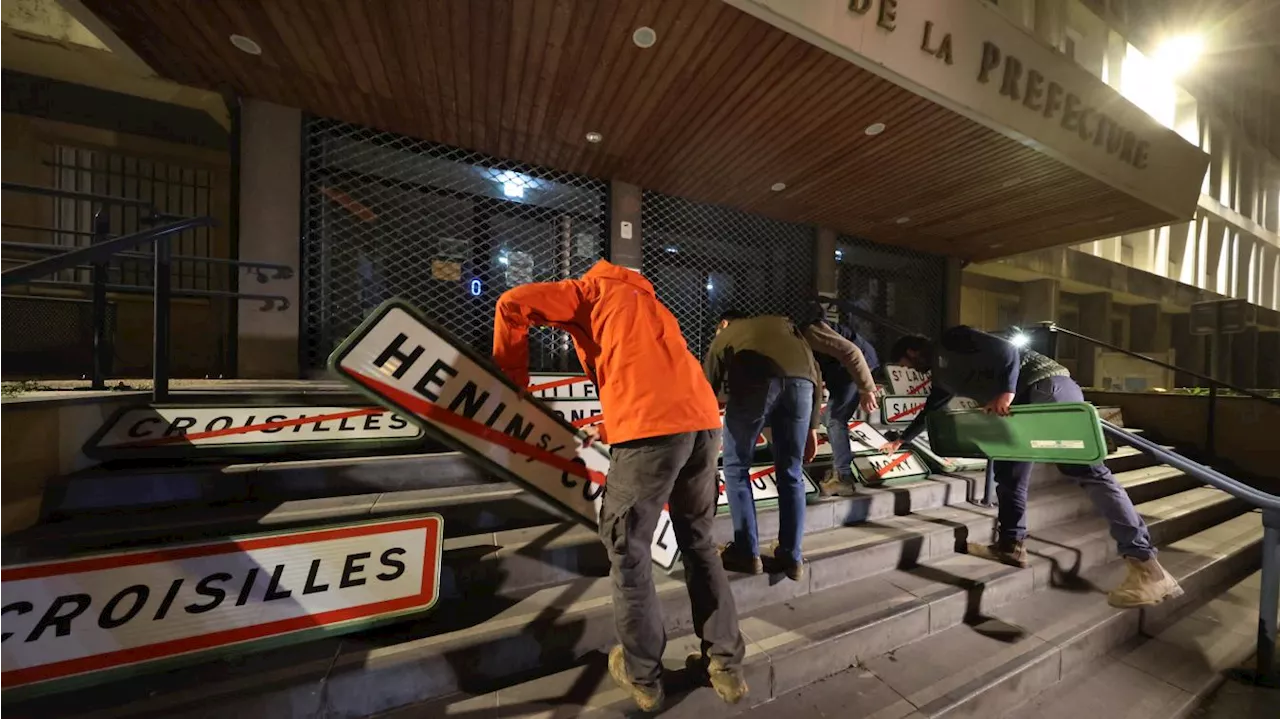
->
[[329, 300, 681, 569]]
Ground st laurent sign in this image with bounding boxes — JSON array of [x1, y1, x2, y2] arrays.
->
[[726, 0, 1209, 220], [330, 300, 681, 569], [85, 405, 423, 459], [1, 515, 443, 697]]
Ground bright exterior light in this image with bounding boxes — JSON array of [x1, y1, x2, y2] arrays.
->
[[1010, 333, 1031, 348], [1152, 34, 1202, 77]]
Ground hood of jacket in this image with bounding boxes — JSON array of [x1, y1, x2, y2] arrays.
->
[[583, 260, 655, 296]]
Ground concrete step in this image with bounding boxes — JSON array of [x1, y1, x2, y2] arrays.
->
[[1000, 570, 1266, 718], [16, 477, 1246, 719], [398, 504, 1261, 719]]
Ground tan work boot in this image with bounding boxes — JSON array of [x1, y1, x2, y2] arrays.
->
[[966, 538, 1030, 568], [718, 542, 763, 575], [686, 653, 749, 705], [769, 541, 805, 582], [1108, 556, 1184, 608], [819, 471, 857, 498], [608, 645, 663, 712]]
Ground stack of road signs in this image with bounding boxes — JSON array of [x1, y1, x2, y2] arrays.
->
[[879, 364, 986, 473]]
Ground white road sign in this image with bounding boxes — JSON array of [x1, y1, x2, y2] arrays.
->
[[885, 364, 932, 395], [1, 515, 442, 696], [853, 451, 931, 483], [716, 465, 818, 510], [330, 300, 679, 569]]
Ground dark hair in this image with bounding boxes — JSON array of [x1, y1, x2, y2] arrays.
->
[[889, 334, 933, 363], [719, 309, 750, 322]]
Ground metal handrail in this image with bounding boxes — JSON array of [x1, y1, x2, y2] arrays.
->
[[1, 217, 215, 288], [1041, 322, 1280, 407], [2, 181, 178, 220], [21, 279, 290, 311], [1104, 420, 1278, 684], [1, 240, 293, 280]]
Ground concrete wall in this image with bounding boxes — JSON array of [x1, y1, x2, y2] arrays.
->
[[236, 99, 301, 378], [1085, 390, 1280, 480]]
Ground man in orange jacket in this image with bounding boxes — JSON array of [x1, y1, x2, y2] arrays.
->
[[493, 260, 748, 712]]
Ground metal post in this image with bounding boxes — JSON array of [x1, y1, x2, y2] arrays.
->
[[1206, 381, 1218, 459], [90, 209, 110, 390], [153, 239, 172, 403], [1257, 512, 1279, 686], [982, 461, 997, 507]]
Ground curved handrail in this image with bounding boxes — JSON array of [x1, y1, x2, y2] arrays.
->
[[1042, 322, 1280, 408]]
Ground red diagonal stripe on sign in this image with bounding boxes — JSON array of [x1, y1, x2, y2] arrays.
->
[[887, 402, 925, 423], [118, 408, 383, 447], [907, 378, 932, 395], [351, 371, 607, 486], [718, 466, 778, 494], [528, 376, 588, 393], [571, 413, 604, 427], [875, 452, 914, 478]]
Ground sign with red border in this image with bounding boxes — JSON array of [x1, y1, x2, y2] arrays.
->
[[328, 300, 680, 569], [1, 515, 443, 698]]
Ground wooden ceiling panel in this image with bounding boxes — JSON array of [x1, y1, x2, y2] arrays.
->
[[81, 0, 1176, 261]]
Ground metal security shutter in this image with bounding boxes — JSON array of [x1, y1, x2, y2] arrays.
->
[[835, 236, 947, 359], [301, 118, 607, 371], [641, 191, 815, 358]]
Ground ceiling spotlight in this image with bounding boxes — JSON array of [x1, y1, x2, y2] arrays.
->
[[864, 122, 886, 136], [771, 182, 787, 192], [895, 216, 910, 224], [633, 27, 657, 48], [585, 131, 603, 143], [230, 34, 262, 56]]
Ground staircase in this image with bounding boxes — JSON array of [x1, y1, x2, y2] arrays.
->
[[7, 406, 1266, 719]]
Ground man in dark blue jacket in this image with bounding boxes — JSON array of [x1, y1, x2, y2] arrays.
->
[[879, 326, 1182, 608]]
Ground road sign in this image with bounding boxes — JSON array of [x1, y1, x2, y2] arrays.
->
[[853, 451, 930, 483], [83, 405, 423, 459], [0, 514, 443, 698], [528, 374, 596, 399], [716, 465, 818, 514], [814, 420, 887, 460], [329, 300, 679, 569], [925, 403, 1106, 464], [885, 365, 931, 395]]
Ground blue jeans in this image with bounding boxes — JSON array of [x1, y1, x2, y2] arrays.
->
[[994, 375, 1156, 560], [823, 379, 859, 480], [722, 377, 813, 563]]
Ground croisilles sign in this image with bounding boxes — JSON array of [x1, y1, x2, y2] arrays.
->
[[84, 405, 423, 459], [330, 300, 681, 569], [0, 515, 443, 697]]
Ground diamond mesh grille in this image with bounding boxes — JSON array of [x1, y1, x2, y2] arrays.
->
[[835, 236, 947, 361], [301, 117, 607, 370], [641, 191, 815, 357]]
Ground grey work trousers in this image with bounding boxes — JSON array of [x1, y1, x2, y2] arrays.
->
[[600, 429, 746, 688]]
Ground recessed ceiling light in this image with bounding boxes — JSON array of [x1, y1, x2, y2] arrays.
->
[[864, 122, 886, 136], [895, 216, 910, 224], [633, 27, 657, 48], [771, 182, 787, 192], [230, 34, 262, 56], [990, 242, 1004, 248], [585, 131, 603, 143], [1001, 177, 1022, 188]]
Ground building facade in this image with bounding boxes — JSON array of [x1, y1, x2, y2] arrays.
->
[[963, 0, 1280, 390]]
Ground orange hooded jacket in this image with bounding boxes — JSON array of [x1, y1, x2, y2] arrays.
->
[[493, 260, 722, 445]]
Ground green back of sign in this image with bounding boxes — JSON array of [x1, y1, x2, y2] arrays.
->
[[924, 403, 1106, 465]]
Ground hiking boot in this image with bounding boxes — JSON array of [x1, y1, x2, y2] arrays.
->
[[966, 538, 1029, 568], [718, 542, 763, 575], [686, 653, 749, 705], [769, 541, 805, 582], [819, 471, 858, 498], [1108, 556, 1184, 608], [608, 645, 663, 712]]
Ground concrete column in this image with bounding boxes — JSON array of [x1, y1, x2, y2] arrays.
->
[[1229, 327, 1259, 388], [815, 228, 837, 298], [944, 257, 963, 327], [1130, 304, 1170, 354], [1077, 292, 1112, 388], [1018, 278, 1059, 327], [608, 180, 642, 272], [1258, 332, 1280, 389], [1033, 0, 1066, 52], [238, 99, 301, 378]]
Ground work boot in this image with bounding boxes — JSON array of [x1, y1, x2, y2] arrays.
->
[[718, 542, 763, 575], [769, 541, 805, 582], [819, 470, 858, 498], [686, 653, 749, 705], [1108, 556, 1184, 608], [966, 538, 1029, 568], [608, 645, 663, 712]]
